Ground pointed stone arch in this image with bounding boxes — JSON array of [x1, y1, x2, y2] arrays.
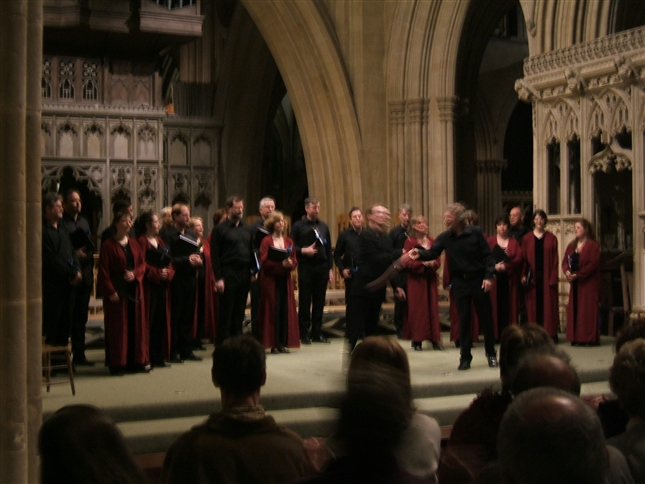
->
[[240, 0, 362, 224]]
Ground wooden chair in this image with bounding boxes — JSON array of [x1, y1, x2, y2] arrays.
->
[[42, 338, 75, 396]]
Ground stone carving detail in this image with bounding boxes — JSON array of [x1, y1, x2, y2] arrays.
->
[[388, 101, 406, 124], [476, 159, 507, 173], [82, 60, 99, 101], [615, 55, 636, 83], [193, 133, 212, 166], [110, 165, 133, 201], [57, 120, 79, 158], [514, 78, 539, 103], [42, 58, 52, 99], [41, 164, 103, 195], [169, 132, 189, 165], [110, 122, 132, 158], [565, 68, 586, 95], [170, 171, 190, 202], [137, 124, 157, 160], [588, 146, 632, 174], [193, 172, 213, 208], [137, 166, 157, 213], [84, 121, 104, 158], [523, 26, 645, 76], [59, 59, 75, 100]]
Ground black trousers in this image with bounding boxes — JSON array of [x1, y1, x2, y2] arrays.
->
[[297, 264, 328, 339], [250, 278, 261, 340], [346, 287, 385, 350], [43, 283, 73, 346], [170, 273, 196, 358], [70, 283, 92, 356], [453, 277, 496, 362], [216, 265, 251, 344], [148, 282, 167, 363]]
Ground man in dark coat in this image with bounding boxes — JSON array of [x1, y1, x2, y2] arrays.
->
[[42, 192, 82, 346]]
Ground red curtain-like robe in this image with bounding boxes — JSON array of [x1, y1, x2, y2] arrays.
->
[[138, 235, 175, 359], [258, 236, 300, 349], [562, 239, 601, 344], [403, 237, 442, 344], [522, 231, 559, 337], [98, 237, 148, 367], [487, 236, 522, 339], [202, 234, 219, 341]]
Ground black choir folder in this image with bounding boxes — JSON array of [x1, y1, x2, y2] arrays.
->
[[146, 247, 171, 268], [268, 245, 292, 262], [69, 227, 95, 252]]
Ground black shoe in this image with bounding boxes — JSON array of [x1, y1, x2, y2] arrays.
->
[[271, 347, 279, 354], [169, 354, 184, 363], [312, 336, 330, 343], [182, 353, 203, 361], [152, 360, 170, 368], [73, 357, 95, 367], [413, 342, 422, 351], [279, 347, 290, 354], [487, 355, 499, 368], [458, 360, 471, 371], [432, 343, 445, 351], [301, 337, 311, 345]]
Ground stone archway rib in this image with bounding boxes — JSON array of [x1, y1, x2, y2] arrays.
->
[[241, 0, 362, 227]]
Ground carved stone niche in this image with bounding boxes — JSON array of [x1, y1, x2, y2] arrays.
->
[[168, 132, 189, 165], [57, 119, 81, 158], [137, 123, 157, 160], [137, 165, 158, 214], [170, 170, 191, 205], [83, 120, 105, 158], [41, 120, 54, 157], [109, 121, 132, 159], [110, 165, 133, 204], [192, 133, 212, 166]]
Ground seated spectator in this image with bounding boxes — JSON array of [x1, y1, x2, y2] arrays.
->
[[302, 336, 440, 483], [438, 324, 552, 483], [498, 387, 608, 484], [38, 404, 145, 484], [508, 349, 580, 397], [161, 335, 311, 484], [597, 319, 645, 438], [608, 338, 645, 483]]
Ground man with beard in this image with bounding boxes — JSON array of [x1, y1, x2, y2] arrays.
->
[[389, 203, 411, 338], [347, 204, 408, 353], [42, 192, 82, 346], [249, 197, 275, 340], [168, 203, 203, 362], [291, 197, 334, 344], [61, 189, 95, 366], [211, 196, 254, 344], [509, 205, 529, 323]]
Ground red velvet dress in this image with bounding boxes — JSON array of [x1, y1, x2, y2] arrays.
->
[[258, 236, 300, 349], [443, 259, 480, 343], [137, 236, 175, 360], [522, 231, 559, 337], [562, 239, 601, 344], [487, 236, 522, 339], [202, 234, 219, 340], [98, 237, 148, 368], [403, 237, 442, 344]]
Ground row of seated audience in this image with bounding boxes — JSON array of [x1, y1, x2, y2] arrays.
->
[[38, 320, 645, 484]]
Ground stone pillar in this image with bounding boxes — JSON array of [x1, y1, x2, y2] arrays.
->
[[388, 101, 406, 209], [476, 159, 507, 235], [1, 1, 42, 481], [434, 96, 459, 236], [406, 99, 430, 214]]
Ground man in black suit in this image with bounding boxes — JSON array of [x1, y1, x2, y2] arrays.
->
[[168, 203, 203, 362], [334, 206, 363, 305], [389, 203, 411, 338], [42, 192, 82, 346], [291, 197, 334, 344], [61, 189, 95, 366], [211, 196, 254, 344], [347, 204, 408, 353]]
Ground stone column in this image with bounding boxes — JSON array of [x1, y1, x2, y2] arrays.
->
[[406, 99, 430, 214], [388, 101, 406, 208], [434, 96, 459, 236], [1, 1, 42, 481], [476, 159, 507, 235]]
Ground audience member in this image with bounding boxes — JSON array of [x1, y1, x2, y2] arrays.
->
[[437, 324, 553, 482], [497, 388, 608, 484], [161, 335, 311, 483], [608, 338, 645, 483], [39, 404, 146, 484]]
